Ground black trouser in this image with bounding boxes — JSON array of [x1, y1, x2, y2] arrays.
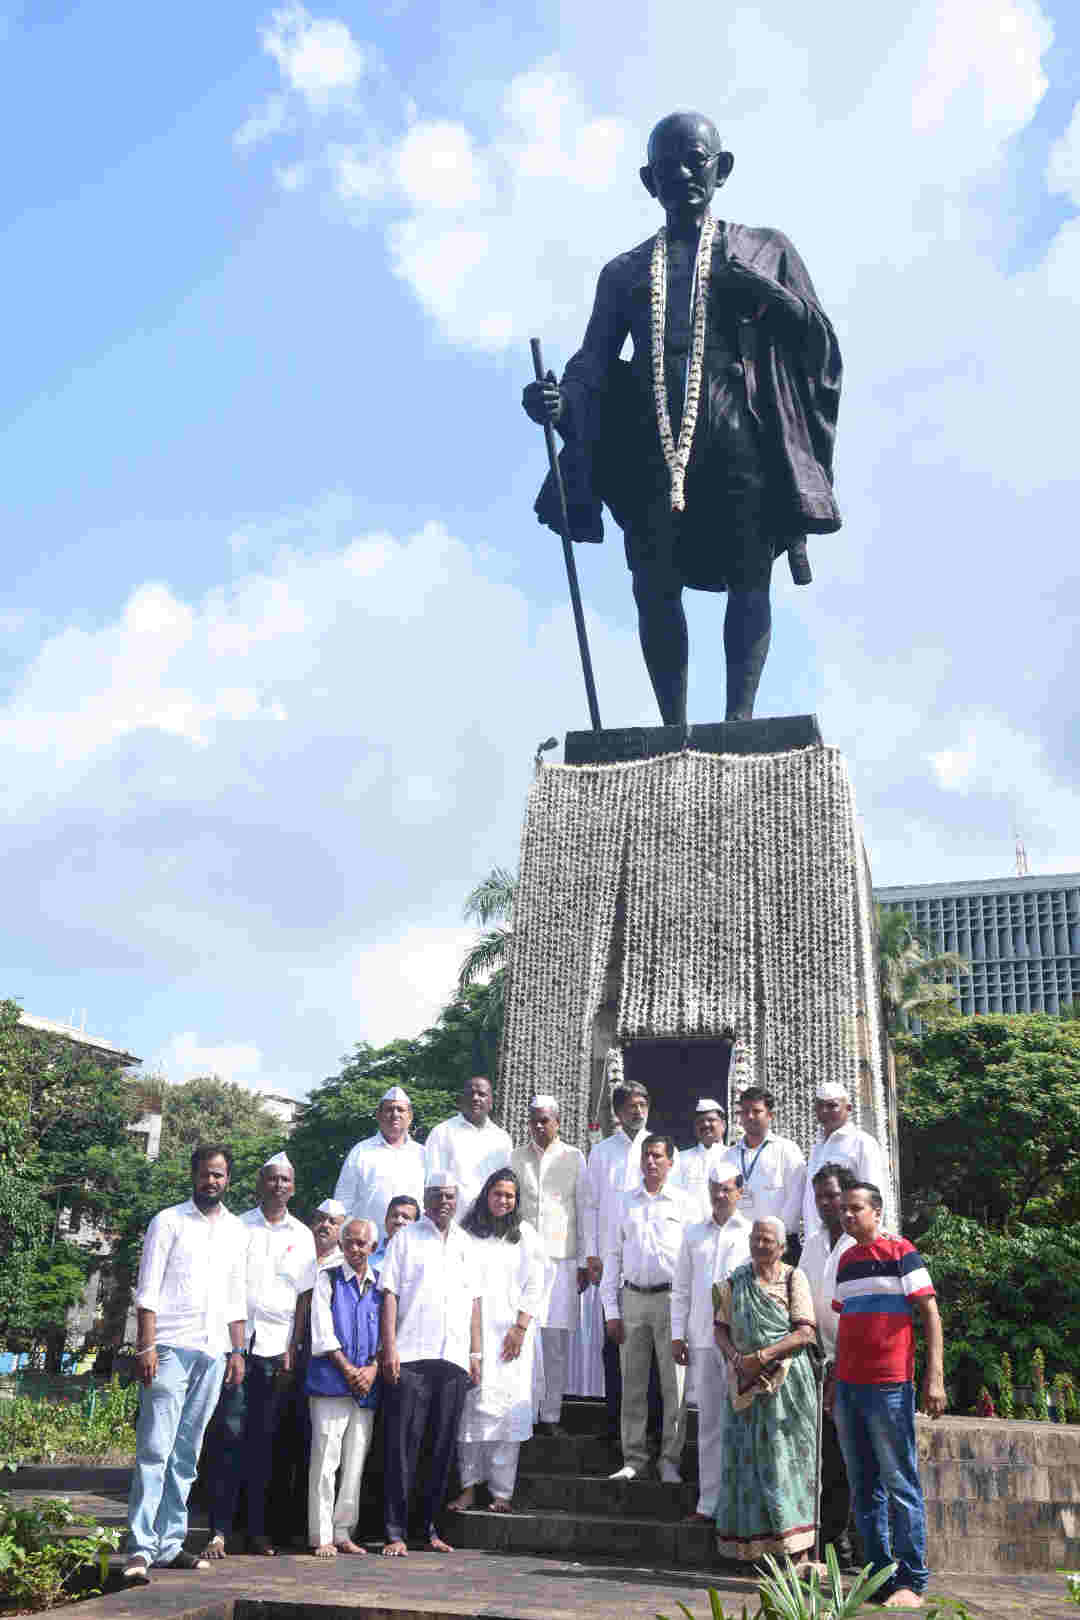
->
[[383, 1360, 469, 1543], [820, 1410, 852, 1553], [205, 1353, 291, 1540], [244, 1354, 294, 1539]]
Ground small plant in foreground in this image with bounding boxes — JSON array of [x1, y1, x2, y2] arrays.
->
[[1032, 1348, 1050, 1422], [0, 1492, 121, 1612], [1065, 1569, 1080, 1605]]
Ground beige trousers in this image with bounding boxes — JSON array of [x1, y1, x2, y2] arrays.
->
[[619, 1287, 685, 1472]]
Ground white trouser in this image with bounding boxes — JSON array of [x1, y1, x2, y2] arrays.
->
[[457, 1439, 520, 1502], [539, 1327, 570, 1422], [692, 1343, 730, 1518], [307, 1396, 375, 1546]]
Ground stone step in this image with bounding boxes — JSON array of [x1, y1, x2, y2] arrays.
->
[[522, 1472, 696, 1520], [447, 1504, 714, 1567]]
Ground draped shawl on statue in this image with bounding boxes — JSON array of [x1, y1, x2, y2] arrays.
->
[[534, 222, 842, 591]]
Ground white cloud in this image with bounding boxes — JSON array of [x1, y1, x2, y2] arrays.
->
[[929, 735, 979, 791], [261, 3, 372, 105], [234, 93, 290, 152], [392, 121, 494, 211], [162, 1032, 263, 1085]]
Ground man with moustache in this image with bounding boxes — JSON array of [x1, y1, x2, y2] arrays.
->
[[378, 1172, 483, 1556], [335, 1086, 427, 1235], [372, 1194, 421, 1270], [801, 1081, 886, 1242], [205, 1151, 316, 1558], [715, 1086, 805, 1250], [671, 1097, 727, 1222], [123, 1145, 248, 1584], [799, 1163, 857, 1568]]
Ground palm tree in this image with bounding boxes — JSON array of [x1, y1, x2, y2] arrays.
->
[[458, 865, 517, 1035], [876, 905, 971, 1032]]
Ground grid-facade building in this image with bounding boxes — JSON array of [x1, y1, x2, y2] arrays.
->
[[874, 873, 1080, 1016]]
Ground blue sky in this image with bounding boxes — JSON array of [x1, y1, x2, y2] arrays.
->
[[2, 0, 1078, 1096]]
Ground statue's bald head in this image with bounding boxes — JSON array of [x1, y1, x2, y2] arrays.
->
[[647, 111, 723, 167]]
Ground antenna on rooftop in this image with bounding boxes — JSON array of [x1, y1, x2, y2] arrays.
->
[[1015, 831, 1030, 878]]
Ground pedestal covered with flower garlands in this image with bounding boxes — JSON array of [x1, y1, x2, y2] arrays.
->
[[496, 718, 898, 1227]]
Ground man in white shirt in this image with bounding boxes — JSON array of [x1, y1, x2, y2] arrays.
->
[[799, 1161, 857, 1568], [585, 1081, 669, 1457], [511, 1094, 587, 1436], [286, 1198, 349, 1548], [714, 1086, 806, 1247], [602, 1135, 692, 1483], [334, 1086, 428, 1235], [378, 1171, 483, 1556], [801, 1081, 887, 1242], [422, 1076, 513, 1218], [205, 1151, 317, 1558], [123, 1145, 248, 1584], [671, 1166, 750, 1522], [671, 1097, 727, 1222]]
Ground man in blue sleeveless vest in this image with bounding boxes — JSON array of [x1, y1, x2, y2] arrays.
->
[[305, 1217, 382, 1557]]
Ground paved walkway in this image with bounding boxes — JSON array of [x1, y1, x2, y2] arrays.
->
[[10, 1468, 1080, 1619], [67, 1545, 1080, 1620]]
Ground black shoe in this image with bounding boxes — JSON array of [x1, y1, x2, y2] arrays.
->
[[535, 1421, 568, 1438]]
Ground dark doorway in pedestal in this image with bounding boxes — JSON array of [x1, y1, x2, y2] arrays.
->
[[622, 1039, 733, 1152]]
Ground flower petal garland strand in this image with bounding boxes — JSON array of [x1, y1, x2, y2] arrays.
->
[[650, 213, 716, 512], [498, 745, 895, 1224]]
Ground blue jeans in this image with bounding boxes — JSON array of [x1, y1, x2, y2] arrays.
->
[[127, 1346, 227, 1564], [833, 1380, 928, 1596]]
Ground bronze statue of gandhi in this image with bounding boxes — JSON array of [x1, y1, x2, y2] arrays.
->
[[523, 111, 842, 726]]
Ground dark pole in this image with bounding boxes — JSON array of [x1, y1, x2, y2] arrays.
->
[[530, 338, 602, 732]]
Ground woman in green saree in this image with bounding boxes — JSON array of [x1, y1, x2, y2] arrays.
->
[[712, 1216, 819, 1564]]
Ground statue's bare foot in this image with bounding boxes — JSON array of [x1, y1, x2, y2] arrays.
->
[[382, 1539, 408, 1558], [313, 1544, 337, 1559], [446, 1488, 475, 1512], [335, 1538, 367, 1556], [428, 1535, 454, 1553]]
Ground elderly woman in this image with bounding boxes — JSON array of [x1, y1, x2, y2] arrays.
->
[[712, 1215, 819, 1564], [448, 1168, 546, 1513]]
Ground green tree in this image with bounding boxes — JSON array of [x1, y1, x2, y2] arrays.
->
[[876, 905, 970, 1032], [458, 864, 516, 1053], [896, 1013, 1080, 1230]]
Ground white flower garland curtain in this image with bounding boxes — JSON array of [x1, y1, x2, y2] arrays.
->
[[499, 746, 893, 1218]]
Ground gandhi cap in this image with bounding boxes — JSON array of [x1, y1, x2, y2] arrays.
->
[[262, 1150, 293, 1170], [695, 1097, 725, 1114], [380, 1085, 411, 1104], [815, 1081, 850, 1102], [530, 1094, 560, 1112], [315, 1198, 346, 1217], [425, 1169, 457, 1190]]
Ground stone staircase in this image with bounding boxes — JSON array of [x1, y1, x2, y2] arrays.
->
[[448, 1398, 1080, 1575]]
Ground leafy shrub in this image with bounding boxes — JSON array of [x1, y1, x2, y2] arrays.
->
[[0, 1378, 137, 1466], [0, 1492, 121, 1611]]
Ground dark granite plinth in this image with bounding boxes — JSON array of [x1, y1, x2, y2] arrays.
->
[[564, 714, 822, 765]]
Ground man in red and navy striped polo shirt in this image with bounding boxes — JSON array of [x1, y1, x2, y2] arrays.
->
[[829, 1183, 945, 1610]]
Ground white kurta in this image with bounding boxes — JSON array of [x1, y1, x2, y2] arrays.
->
[[333, 1133, 427, 1234], [802, 1122, 886, 1240], [240, 1207, 317, 1356], [423, 1113, 514, 1218], [458, 1222, 547, 1444], [671, 1142, 727, 1224], [799, 1228, 855, 1360], [511, 1138, 587, 1331]]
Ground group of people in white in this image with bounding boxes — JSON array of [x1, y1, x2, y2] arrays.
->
[[122, 1066, 945, 1610]]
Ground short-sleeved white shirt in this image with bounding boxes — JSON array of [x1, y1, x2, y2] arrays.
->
[[377, 1215, 480, 1373]]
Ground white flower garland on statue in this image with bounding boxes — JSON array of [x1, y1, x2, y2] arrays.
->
[[650, 213, 716, 512], [497, 747, 896, 1219]]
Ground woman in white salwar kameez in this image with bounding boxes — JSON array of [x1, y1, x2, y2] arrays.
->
[[449, 1169, 546, 1512]]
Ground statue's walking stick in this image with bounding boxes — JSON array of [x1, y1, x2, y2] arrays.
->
[[530, 338, 602, 733]]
